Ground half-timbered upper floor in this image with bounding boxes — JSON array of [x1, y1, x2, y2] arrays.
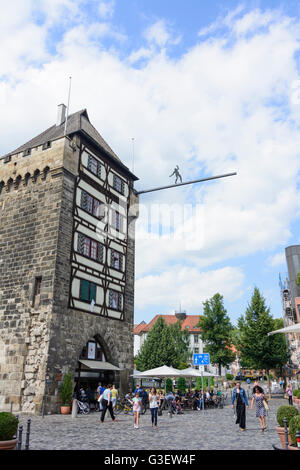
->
[[0, 105, 139, 322]]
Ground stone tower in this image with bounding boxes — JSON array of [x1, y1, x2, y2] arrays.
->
[[0, 106, 139, 414]]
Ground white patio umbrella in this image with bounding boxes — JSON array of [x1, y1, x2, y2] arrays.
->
[[132, 365, 182, 378], [268, 323, 300, 336], [179, 367, 217, 377]]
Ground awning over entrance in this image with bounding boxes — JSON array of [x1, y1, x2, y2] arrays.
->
[[79, 360, 121, 371]]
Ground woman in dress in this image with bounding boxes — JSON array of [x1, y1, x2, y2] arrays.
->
[[149, 387, 159, 428], [250, 386, 267, 431]]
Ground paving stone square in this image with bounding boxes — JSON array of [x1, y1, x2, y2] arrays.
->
[[16, 398, 288, 450]]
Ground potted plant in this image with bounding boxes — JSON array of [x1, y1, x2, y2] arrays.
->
[[59, 372, 73, 415], [287, 415, 300, 450], [276, 405, 299, 448], [0, 412, 18, 450], [292, 390, 298, 404]]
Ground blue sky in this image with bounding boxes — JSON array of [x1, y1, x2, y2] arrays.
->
[[1, 0, 300, 326]]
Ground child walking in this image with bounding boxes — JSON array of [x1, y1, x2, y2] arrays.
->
[[131, 391, 142, 429]]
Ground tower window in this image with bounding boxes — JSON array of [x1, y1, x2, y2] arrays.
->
[[32, 277, 42, 307], [80, 191, 103, 219], [111, 249, 123, 271], [87, 154, 101, 179], [77, 233, 104, 263], [42, 141, 51, 150], [108, 289, 122, 311], [79, 280, 97, 303], [113, 175, 125, 194]]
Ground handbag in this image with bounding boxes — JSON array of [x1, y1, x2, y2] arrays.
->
[[262, 399, 269, 411], [158, 408, 162, 416]]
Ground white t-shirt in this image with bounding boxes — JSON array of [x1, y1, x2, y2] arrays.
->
[[149, 393, 159, 408]]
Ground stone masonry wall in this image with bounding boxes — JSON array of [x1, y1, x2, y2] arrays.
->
[[0, 156, 65, 413]]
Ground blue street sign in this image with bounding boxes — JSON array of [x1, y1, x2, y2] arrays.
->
[[193, 353, 210, 366]]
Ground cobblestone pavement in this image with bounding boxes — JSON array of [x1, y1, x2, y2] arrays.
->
[[16, 397, 288, 450]]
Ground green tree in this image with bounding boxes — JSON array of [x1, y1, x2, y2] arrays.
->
[[296, 272, 300, 286], [135, 317, 179, 371], [198, 293, 235, 376], [166, 378, 173, 393], [238, 287, 289, 397], [135, 317, 190, 371], [177, 377, 186, 392], [169, 321, 190, 364]]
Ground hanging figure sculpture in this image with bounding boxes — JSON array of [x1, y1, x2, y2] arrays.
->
[[169, 165, 182, 184]]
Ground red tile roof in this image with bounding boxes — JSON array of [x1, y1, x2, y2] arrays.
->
[[133, 315, 202, 334]]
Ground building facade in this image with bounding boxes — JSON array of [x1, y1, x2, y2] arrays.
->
[[279, 245, 300, 373], [134, 311, 229, 376], [0, 105, 139, 414]]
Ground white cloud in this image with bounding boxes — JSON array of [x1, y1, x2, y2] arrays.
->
[[1, 5, 300, 311], [98, 1, 115, 20], [267, 252, 286, 267], [144, 20, 181, 47], [135, 266, 245, 312]]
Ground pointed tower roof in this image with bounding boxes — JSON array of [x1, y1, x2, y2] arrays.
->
[[1, 108, 138, 180]]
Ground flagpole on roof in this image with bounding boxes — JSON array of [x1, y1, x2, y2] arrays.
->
[[64, 76, 72, 136]]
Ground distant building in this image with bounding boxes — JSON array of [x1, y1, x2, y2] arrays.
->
[[279, 245, 300, 373], [134, 310, 229, 376]]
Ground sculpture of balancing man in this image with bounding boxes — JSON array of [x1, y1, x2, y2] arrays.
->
[[169, 165, 182, 184]]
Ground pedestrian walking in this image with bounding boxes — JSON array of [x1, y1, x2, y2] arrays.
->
[[250, 386, 267, 432], [252, 380, 264, 395], [149, 387, 159, 428], [97, 382, 106, 412], [232, 382, 248, 432], [285, 383, 293, 406], [130, 392, 142, 428], [111, 384, 118, 409], [100, 384, 118, 424]]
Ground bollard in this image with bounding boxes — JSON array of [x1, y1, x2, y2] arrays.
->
[[25, 419, 31, 450], [72, 399, 78, 418], [42, 398, 45, 418], [283, 417, 289, 450], [296, 430, 300, 450], [17, 424, 23, 451]]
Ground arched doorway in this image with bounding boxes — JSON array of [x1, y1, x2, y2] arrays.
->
[[74, 337, 120, 401]]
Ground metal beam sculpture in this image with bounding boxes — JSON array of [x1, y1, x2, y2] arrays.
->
[[136, 172, 237, 195]]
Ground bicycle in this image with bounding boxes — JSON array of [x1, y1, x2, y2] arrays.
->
[[122, 398, 134, 415], [114, 399, 123, 415]]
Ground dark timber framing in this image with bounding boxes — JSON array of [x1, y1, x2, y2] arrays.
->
[[69, 138, 130, 321]]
